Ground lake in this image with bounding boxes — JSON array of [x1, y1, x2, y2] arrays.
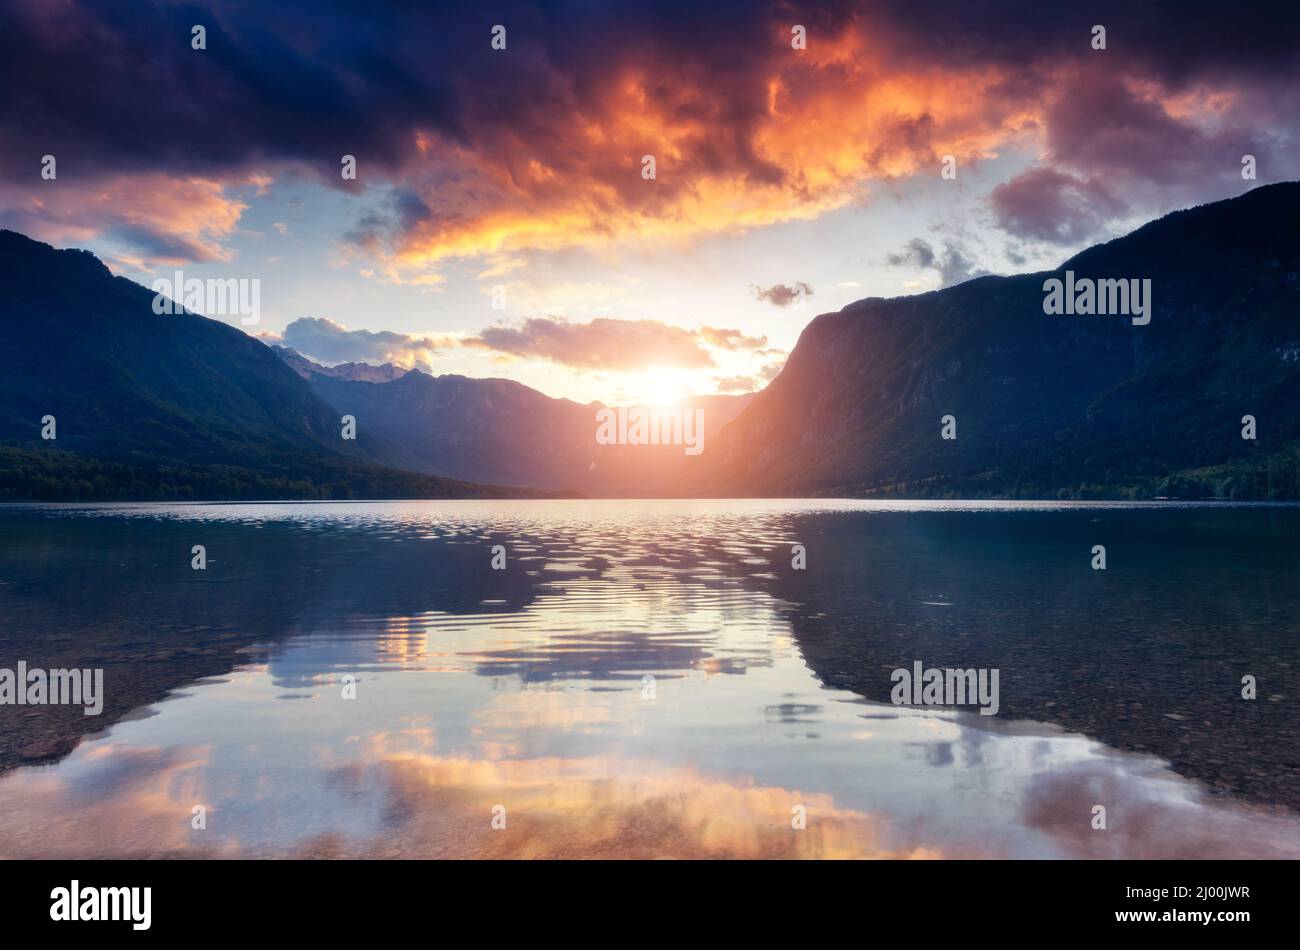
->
[[1, 499, 1297, 858]]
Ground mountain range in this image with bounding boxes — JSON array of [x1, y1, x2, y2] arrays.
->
[[1, 182, 1298, 500], [0, 230, 526, 500], [701, 182, 1300, 499], [275, 345, 750, 494]]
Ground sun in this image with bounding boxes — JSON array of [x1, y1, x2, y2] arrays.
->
[[625, 368, 694, 406]]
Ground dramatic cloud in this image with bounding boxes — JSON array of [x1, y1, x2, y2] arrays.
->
[[0, 1, 1297, 267], [990, 169, 1126, 245], [0, 731, 948, 858], [751, 282, 814, 308], [271, 314, 769, 373], [465, 317, 741, 370], [275, 317, 448, 368], [0, 174, 250, 269], [989, 66, 1300, 243]]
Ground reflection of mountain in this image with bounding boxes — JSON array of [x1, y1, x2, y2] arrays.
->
[[0, 507, 769, 772], [279, 346, 751, 494], [0, 230, 520, 500], [5, 502, 1297, 814], [755, 506, 1300, 810], [700, 183, 1300, 499], [0, 511, 540, 772]]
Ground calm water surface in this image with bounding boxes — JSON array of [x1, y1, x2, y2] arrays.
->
[[0, 500, 1297, 858]]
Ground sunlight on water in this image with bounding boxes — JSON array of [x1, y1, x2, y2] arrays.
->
[[1, 500, 1298, 858]]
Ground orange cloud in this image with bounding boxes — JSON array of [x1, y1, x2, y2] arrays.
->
[[0, 173, 251, 268], [4, 1, 1295, 274], [0, 743, 227, 859], [382, 24, 1036, 270], [0, 733, 946, 859], [319, 744, 945, 859]]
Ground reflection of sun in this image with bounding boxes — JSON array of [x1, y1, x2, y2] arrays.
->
[[626, 369, 693, 406]]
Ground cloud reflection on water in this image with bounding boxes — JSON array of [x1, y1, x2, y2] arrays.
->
[[1, 500, 1298, 858]]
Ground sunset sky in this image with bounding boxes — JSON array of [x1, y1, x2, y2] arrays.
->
[[2, 0, 1298, 404]]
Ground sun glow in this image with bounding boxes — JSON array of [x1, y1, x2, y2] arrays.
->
[[621, 368, 695, 407]]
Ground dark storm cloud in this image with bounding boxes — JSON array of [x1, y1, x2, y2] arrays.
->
[[0, 0, 458, 181], [0, 0, 1297, 260], [865, 0, 1300, 82], [0, 0, 776, 183], [990, 168, 1127, 245], [990, 64, 1298, 244], [1, 2, 1294, 180], [345, 187, 436, 253]]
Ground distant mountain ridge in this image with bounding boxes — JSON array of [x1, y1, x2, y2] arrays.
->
[[697, 182, 1300, 499], [0, 230, 529, 500], [275, 347, 410, 383], [277, 348, 752, 494], [2, 182, 1297, 501]]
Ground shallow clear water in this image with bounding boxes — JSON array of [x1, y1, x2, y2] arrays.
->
[[0, 500, 1297, 858]]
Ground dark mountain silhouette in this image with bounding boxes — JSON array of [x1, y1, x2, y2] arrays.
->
[[278, 347, 751, 493], [0, 231, 526, 500], [699, 182, 1300, 499], [3, 182, 1296, 501]]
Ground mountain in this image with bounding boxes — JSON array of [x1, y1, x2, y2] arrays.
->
[[698, 182, 1300, 499], [6, 182, 1294, 503], [276, 347, 409, 383], [278, 349, 752, 494], [0, 231, 527, 500]]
